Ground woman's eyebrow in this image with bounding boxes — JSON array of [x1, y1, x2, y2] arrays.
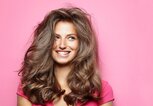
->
[[67, 34, 77, 36], [55, 33, 77, 36], [54, 33, 61, 36]]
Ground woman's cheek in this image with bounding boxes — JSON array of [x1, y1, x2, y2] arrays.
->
[[69, 41, 79, 50]]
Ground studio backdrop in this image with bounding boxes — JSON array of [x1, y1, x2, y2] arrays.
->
[[0, 0, 153, 106]]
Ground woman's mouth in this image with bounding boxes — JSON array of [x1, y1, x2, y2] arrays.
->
[[56, 51, 71, 57]]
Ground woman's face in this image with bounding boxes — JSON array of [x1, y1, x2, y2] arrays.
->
[[52, 21, 79, 65]]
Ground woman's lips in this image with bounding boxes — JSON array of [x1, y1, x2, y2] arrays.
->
[[56, 50, 71, 57]]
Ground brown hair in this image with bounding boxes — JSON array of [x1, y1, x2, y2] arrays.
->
[[19, 7, 102, 105]]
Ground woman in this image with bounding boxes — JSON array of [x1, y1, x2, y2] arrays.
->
[[17, 7, 114, 106]]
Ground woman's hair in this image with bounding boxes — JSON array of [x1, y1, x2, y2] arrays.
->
[[19, 7, 102, 105]]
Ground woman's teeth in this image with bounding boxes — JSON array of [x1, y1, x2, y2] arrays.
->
[[57, 51, 70, 56]]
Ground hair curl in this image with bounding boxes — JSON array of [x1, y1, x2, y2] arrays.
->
[[19, 7, 102, 106]]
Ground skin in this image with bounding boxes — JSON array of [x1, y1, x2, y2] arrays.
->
[[17, 21, 113, 106], [17, 96, 32, 106], [52, 21, 79, 66]]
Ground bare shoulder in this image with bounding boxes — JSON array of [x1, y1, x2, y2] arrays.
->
[[100, 101, 113, 106], [17, 95, 32, 106]]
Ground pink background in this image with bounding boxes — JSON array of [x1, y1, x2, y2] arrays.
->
[[0, 0, 153, 106]]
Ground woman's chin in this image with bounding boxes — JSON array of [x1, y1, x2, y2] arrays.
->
[[54, 60, 72, 66]]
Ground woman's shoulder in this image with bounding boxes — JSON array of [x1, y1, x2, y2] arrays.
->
[[16, 82, 28, 99], [101, 80, 112, 90], [17, 82, 53, 106], [84, 80, 114, 105], [99, 80, 114, 104]]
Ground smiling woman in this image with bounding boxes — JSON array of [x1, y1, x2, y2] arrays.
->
[[17, 7, 114, 106]]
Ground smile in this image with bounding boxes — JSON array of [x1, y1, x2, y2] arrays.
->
[[56, 51, 71, 57]]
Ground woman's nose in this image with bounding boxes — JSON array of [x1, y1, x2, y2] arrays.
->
[[59, 39, 66, 49]]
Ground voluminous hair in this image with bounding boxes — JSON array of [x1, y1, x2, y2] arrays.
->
[[19, 7, 102, 106]]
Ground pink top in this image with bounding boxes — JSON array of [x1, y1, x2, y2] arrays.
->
[[17, 80, 114, 106]]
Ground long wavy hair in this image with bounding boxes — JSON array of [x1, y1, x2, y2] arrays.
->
[[19, 7, 102, 106]]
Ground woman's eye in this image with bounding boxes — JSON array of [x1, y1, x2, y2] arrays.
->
[[55, 36, 60, 40], [68, 36, 76, 41]]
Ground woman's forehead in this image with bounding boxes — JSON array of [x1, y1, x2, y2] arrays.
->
[[54, 21, 77, 35]]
